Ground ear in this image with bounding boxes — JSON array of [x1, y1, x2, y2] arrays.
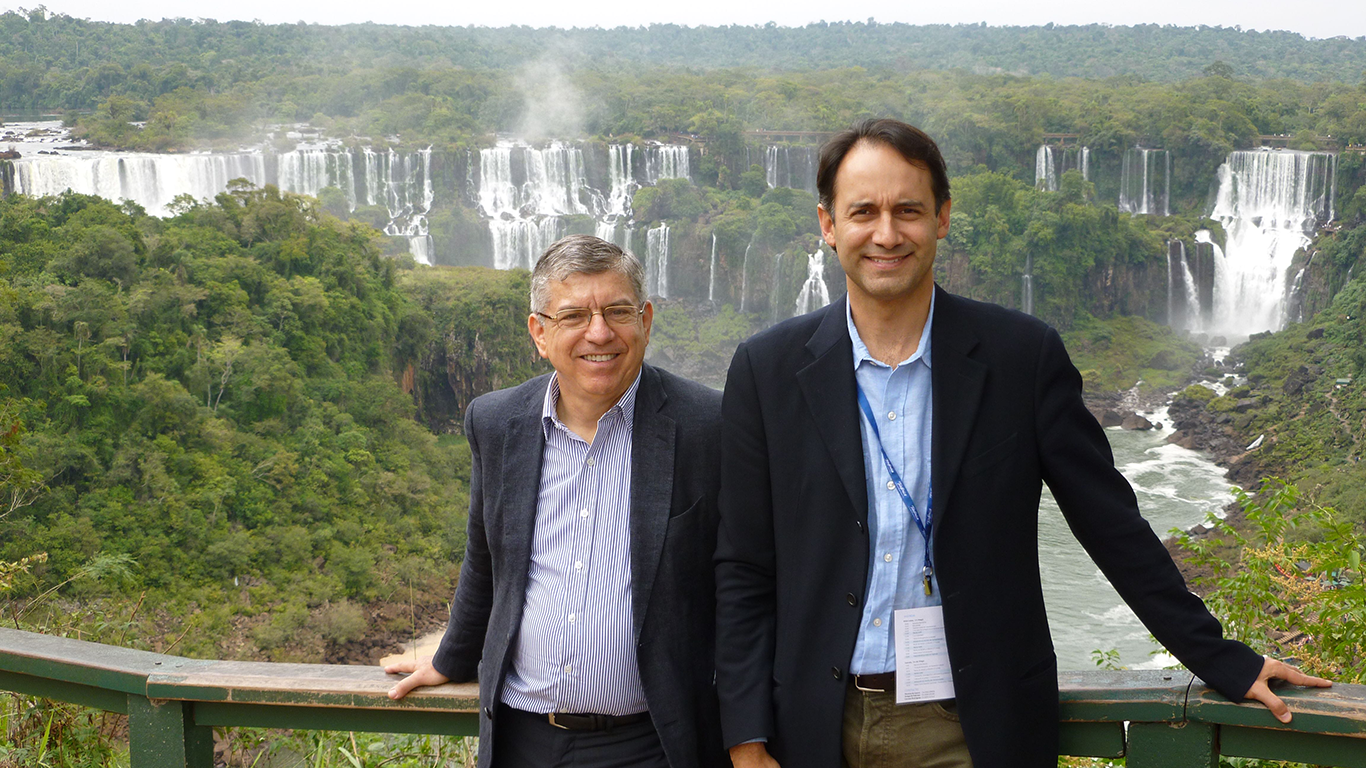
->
[[528, 313, 550, 359], [818, 204, 837, 251], [640, 301, 654, 344], [936, 199, 952, 241]]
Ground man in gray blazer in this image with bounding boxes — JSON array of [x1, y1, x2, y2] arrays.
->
[[386, 235, 726, 768]]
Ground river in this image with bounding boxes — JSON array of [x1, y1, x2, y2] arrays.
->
[[1041, 404, 1231, 670]]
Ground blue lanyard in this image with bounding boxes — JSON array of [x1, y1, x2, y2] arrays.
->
[[856, 384, 935, 595]]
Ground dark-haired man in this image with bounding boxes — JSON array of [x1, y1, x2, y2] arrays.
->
[[387, 235, 726, 768], [714, 119, 1329, 768]]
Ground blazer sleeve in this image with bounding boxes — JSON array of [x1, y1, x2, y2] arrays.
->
[[1032, 327, 1264, 701], [430, 400, 496, 682], [714, 341, 779, 747]]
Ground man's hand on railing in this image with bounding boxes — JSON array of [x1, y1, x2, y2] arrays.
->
[[1244, 656, 1333, 723], [384, 656, 451, 700]]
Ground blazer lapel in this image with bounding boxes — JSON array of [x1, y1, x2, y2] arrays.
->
[[931, 288, 987, 524], [499, 388, 548, 601], [628, 365, 675, 643], [796, 297, 869, 522]]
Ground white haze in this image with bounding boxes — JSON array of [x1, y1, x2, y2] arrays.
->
[[13, 0, 1366, 40], [516, 53, 586, 142]]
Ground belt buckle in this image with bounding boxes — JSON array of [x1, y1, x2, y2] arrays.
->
[[548, 713, 572, 730]]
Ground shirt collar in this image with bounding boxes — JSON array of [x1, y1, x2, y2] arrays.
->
[[541, 368, 643, 439], [847, 289, 935, 371]]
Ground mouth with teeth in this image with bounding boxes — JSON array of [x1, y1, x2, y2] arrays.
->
[[866, 253, 909, 266], [582, 353, 620, 362]]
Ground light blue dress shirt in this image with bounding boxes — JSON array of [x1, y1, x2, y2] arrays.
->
[[848, 294, 941, 676]]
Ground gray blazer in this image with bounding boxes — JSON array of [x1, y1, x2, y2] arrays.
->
[[432, 363, 726, 768]]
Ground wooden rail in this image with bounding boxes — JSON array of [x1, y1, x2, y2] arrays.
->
[[2, 628, 1364, 767]]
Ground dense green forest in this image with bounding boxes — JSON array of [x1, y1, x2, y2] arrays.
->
[[0, 188, 508, 661]]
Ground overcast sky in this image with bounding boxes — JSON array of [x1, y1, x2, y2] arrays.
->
[[10, 0, 1366, 40]]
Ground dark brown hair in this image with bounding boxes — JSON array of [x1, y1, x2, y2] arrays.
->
[[817, 118, 951, 215]]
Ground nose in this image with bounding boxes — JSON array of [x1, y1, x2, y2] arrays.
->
[[583, 311, 614, 343], [871, 211, 902, 249]]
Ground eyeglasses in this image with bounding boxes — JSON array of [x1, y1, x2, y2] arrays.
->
[[535, 304, 644, 330]]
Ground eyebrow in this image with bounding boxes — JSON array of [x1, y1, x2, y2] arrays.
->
[[844, 197, 929, 212]]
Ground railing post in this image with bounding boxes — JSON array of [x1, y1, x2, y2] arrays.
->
[[1126, 722, 1217, 768], [128, 694, 213, 768]]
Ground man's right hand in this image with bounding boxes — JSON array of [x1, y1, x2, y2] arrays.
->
[[384, 656, 451, 700], [729, 742, 781, 768]]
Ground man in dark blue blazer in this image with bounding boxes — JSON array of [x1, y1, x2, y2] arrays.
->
[[715, 120, 1329, 768], [387, 235, 725, 768]]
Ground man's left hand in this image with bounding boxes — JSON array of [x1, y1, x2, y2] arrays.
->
[[1242, 656, 1332, 723]]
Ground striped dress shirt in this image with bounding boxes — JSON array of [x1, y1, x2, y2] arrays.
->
[[500, 370, 647, 716]]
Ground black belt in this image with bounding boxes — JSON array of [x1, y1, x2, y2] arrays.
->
[[852, 672, 897, 693], [541, 710, 650, 731]]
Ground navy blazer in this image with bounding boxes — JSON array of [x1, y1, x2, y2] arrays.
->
[[432, 364, 726, 768], [714, 288, 1263, 768]]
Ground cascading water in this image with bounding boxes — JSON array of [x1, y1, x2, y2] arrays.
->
[[739, 243, 753, 313], [10, 152, 267, 217], [644, 145, 690, 184], [477, 141, 590, 270], [1202, 149, 1337, 335], [1118, 148, 1170, 216], [10, 141, 437, 264], [1022, 253, 1034, 315], [764, 145, 819, 194], [708, 234, 718, 303], [646, 223, 670, 298], [596, 144, 636, 246], [1035, 146, 1057, 192], [794, 248, 831, 315]]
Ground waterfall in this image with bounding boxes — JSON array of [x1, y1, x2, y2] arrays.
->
[[763, 145, 819, 194], [10, 144, 435, 264], [1022, 253, 1034, 315], [644, 144, 689, 184], [1081, 147, 1090, 182], [740, 243, 753, 313], [708, 234, 718, 303], [770, 253, 785, 324], [477, 141, 591, 270], [794, 248, 831, 315], [646, 223, 670, 298], [1035, 146, 1057, 192], [1180, 246, 1202, 328], [1166, 240, 1175, 327], [1118, 148, 1170, 216], [1203, 149, 1337, 335], [9, 151, 268, 217]]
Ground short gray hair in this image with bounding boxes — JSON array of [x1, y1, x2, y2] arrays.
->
[[529, 235, 647, 314]]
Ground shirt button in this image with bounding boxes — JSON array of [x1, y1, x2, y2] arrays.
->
[[574, 560, 583, 570], [883, 553, 893, 562], [586, 457, 595, 467], [886, 481, 896, 491], [887, 411, 896, 420], [564, 664, 572, 673], [568, 614, 576, 623], [579, 509, 589, 518], [873, 618, 883, 627]]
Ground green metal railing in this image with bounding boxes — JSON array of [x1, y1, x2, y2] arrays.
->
[[1, 627, 1363, 766]]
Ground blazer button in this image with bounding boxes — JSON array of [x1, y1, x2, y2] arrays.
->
[[846, 593, 857, 606], [831, 667, 841, 680], [856, 520, 865, 533], [484, 707, 493, 719]]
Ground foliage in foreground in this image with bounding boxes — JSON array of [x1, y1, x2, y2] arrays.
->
[[1177, 478, 1366, 683]]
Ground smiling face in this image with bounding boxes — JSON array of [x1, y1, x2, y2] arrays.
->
[[527, 270, 652, 421], [818, 140, 951, 312]]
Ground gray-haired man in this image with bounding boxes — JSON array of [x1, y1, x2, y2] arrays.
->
[[386, 235, 727, 768]]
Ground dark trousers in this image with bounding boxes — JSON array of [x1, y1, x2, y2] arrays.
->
[[493, 705, 670, 768]]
